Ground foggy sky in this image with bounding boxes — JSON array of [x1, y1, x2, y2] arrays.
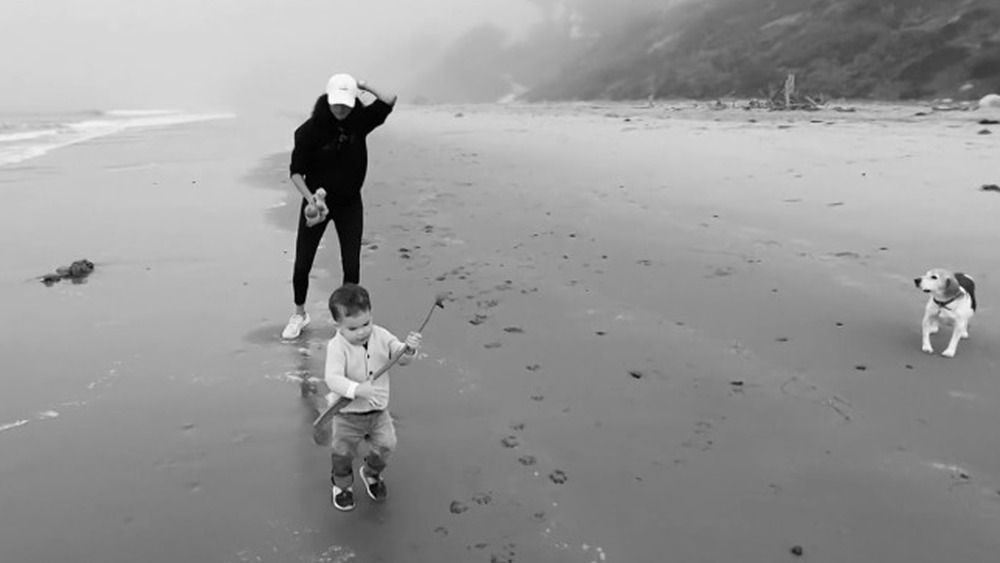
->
[[0, 0, 539, 113]]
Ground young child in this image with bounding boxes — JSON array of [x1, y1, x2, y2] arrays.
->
[[323, 283, 421, 511]]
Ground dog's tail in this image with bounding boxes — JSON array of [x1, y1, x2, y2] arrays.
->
[[955, 272, 977, 311]]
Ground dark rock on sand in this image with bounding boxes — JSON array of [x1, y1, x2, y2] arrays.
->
[[40, 259, 95, 286]]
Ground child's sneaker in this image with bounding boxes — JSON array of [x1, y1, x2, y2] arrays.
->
[[281, 313, 310, 339], [359, 465, 387, 502], [331, 485, 355, 511]]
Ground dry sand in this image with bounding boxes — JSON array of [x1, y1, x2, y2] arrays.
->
[[1, 101, 999, 562]]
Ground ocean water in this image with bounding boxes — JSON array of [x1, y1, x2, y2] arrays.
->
[[0, 109, 235, 167]]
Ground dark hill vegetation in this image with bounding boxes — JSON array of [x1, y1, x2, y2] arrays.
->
[[410, 0, 1000, 103]]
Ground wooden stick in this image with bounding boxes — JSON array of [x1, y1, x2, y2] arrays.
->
[[312, 293, 446, 428]]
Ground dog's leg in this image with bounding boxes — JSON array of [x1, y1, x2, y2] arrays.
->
[[921, 311, 936, 354], [941, 323, 963, 358]]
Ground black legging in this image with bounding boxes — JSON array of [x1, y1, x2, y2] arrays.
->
[[292, 197, 363, 306]]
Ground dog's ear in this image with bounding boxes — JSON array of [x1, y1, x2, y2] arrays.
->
[[942, 276, 960, 298]]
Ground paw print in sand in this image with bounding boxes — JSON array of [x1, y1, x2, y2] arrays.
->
[[548, 469, 568, 484]]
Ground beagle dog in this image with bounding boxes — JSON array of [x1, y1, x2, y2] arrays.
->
[[913, 269, 977, 358]]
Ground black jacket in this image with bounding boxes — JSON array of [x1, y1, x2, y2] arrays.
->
[[289, 95, 392, 203]]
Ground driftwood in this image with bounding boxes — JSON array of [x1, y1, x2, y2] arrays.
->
[[737, 74, 824, 111], [735, 74, 819, 111], [768, 74, 820, 111]]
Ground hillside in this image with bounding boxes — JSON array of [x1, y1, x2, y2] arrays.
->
[[410, 0, 1000, 103]]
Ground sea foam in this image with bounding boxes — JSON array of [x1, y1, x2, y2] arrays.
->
[[0, 109, 235, 167]]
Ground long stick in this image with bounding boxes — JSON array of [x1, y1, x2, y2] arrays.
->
[[312, 293, 446, 428]]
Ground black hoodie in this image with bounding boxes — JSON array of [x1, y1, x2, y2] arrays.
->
[[289, 94, 392, 203]]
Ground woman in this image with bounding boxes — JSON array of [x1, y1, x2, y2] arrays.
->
[[282, 73, 397, 339]]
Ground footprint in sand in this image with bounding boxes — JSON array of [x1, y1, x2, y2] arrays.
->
[[780, 376, 853, 422], [518, 455, 537, 466], [484, 342, 502, 349], [682, 415, 725, 452], [706, 266, 737, 279], [469, 313, 488, 326], [478, 298, 500, 310], [434, 526, 448, 536], [503, 326, 524, 334], [530, 394, 545, 402], [831, 251, 862, 260], [494, 281, 515, 291], [489, 543, 517, 563], [526, 364, 541, 372], [472, 492, 493, 506], [434, 265, 468, 282], [548, 470, 568, 484], [501, 436, 519, 448], [509, 421, 525, 432], [729, 381, 746, 395], [449, 501, 469, 514]]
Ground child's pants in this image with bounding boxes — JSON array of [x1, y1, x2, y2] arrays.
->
[[330, 410, 396, 489]]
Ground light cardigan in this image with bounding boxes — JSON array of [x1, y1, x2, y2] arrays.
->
[[324, 325, 408, 413]]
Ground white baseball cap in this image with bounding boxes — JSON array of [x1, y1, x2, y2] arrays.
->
[[326, 74, 358, 107]]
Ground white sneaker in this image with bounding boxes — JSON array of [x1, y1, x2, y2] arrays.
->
[[282, 313, 310, 339]]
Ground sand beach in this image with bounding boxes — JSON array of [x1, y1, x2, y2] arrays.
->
[[1, 101, 999, 562]]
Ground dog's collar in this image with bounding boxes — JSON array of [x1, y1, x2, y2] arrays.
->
[[934, 293, 963, 309]]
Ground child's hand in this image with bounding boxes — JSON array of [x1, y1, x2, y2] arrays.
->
[[354, 380, 388, 404], [404, 332, 422, 353]]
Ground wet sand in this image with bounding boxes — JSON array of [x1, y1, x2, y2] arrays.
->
[[1, 101, 999, 562]]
